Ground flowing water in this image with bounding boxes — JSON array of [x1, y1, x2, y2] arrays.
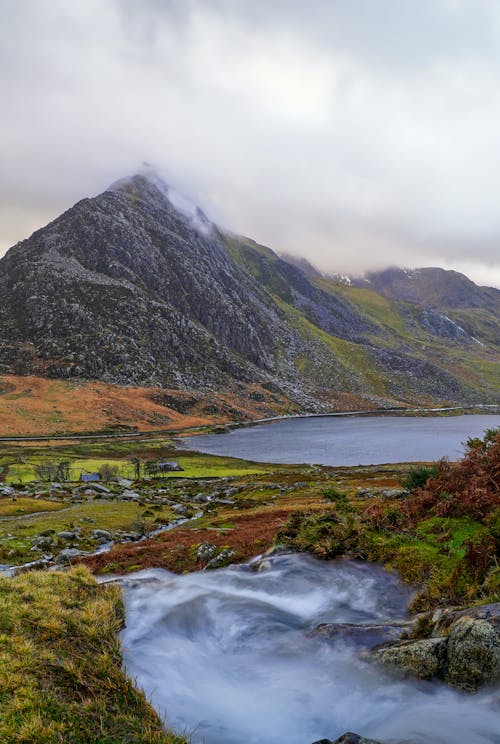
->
[[183, 414, 500, 466], [121, 553, 500, 744]]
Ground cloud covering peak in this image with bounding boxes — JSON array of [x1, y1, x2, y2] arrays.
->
[[1, 0, 500, 286]]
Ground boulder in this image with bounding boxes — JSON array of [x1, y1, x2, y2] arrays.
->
[[55, 548, 87, 564], [446, 617, 500, 690], [90, 529, 112, 541], [371, 602, 500, 690], [205, 548, 236, 570], [372, 637, 447, 679], [171, 503, 189, 515], [57, 530, 79, 540], [196, 542, 217, 563], [121, 490, 141, 501]]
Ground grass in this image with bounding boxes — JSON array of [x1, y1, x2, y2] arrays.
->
[[0, 567, 187, 743], [2, 446, 275, 484], [0, 498, 65, 518], [0, 501, 176, 564], [316, 279, 408, 337]]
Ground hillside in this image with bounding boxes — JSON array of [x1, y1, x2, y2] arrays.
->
[[0, 172, 498, 429]]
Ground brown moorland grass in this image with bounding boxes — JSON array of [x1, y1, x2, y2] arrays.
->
[[0, 375, 293, 437], [81, 507, 300, 574]]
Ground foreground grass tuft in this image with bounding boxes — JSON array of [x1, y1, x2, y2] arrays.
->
[[0, 567, 187, 743]]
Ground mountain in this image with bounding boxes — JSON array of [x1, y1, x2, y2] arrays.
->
[[0, 173, 498, 415]]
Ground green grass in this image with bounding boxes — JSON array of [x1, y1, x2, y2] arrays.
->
[[316, 279, 408, 337], [0, 498, 65, 518], [0, 567, 187, 743], [275, 297, 390, 396], [0, 501, 178, 564], [2, 447, 274, 484]]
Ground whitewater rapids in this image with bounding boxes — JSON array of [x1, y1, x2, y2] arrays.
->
[[120, 553, 500, 744]]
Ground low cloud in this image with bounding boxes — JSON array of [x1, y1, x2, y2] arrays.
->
[[1, 0, 499, 286]]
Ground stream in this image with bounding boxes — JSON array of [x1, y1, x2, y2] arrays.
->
[[121, 552, 500, 744]]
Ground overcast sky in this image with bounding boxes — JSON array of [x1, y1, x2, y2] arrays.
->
[[1, 0, 500, 286]]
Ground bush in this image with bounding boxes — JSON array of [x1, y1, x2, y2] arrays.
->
[[400, 464, 438, 492]]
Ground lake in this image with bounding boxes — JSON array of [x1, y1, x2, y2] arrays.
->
[[183, 413, 500, 466]]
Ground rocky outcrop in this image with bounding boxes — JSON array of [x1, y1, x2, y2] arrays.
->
[[372, 603, 500, 690]]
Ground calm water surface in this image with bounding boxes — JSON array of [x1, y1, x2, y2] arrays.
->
[[184, 414, 500, 465]]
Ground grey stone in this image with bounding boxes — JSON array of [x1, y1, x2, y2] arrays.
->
[[372, 637, 447, 680], [90, 529, 112, 540], [56, 548, 86, 564], [205, 548, 236, 570], [446, 617, 500, 690], [196, 542, 218, 562]]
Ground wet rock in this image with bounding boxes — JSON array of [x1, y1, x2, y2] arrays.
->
[[446, 617, 500, 690], [372, 602, 500, 689], [311, 621, 411, 648], [431, 603, 500, 636], [196, 542, 217, 562], [205, 548, 236, 570], [372, 637, 447, 679], [0, 485, 15, 497]]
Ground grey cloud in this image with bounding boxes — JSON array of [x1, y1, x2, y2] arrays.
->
[[0, 0, 499, 287]]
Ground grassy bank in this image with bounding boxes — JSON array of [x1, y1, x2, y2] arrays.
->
[[0, 567, 187, 744], [278, 429, 500, 611]]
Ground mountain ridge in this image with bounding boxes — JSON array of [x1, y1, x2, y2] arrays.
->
[[0, 173, 498, 415]]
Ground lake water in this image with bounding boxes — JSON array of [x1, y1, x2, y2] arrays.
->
[[184, 414, 500, 466], [121, 554, 500, 744]]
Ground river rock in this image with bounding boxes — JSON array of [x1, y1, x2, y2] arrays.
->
[[431, 603, 500, 636], [446, 617, 500, 690], [311, 621, 411, 648], [372, 637, 447, 679]]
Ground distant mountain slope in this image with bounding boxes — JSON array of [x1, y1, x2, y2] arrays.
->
[[0, 173, 498, 411]]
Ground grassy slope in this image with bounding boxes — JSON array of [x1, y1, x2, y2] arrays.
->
[[0, 375, 291, 437], [0, 567, 187, 743]]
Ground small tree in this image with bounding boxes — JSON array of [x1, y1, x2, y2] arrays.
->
[[101, 463, 119, 483], [129, 457, 144, 480]]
